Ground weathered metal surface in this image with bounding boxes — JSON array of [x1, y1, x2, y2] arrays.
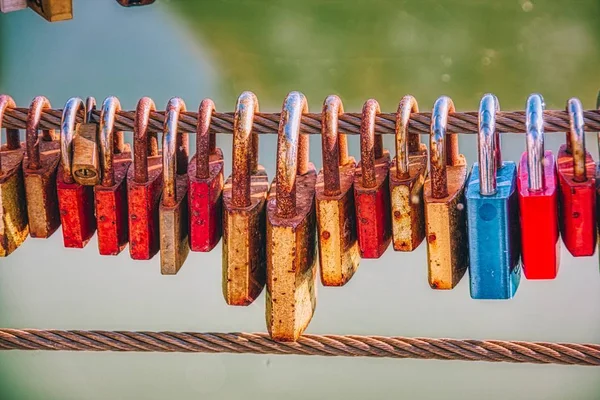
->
[[27, 0, 72, 21]]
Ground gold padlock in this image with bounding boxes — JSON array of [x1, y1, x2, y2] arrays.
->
[[315, 95, 360, 286], [389, 95, 427, 251], [0, 94, 29, 257], [423, 96, 468, 289], [159, 97, 190, 275], [72, 97, 101, 186], [266, 91, 317, 342], [27, 0, 72, 22]]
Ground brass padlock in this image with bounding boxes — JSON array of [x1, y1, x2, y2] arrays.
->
[[159, 97, 190, 275], [0, 94, 28, 257], [266, 91, 317, 342], [27, 0, 72, 22], [72, 97, 101, 186], [423, 96, 468, 290], [222, 91, 269, 305], [315, 95, 360, 286], [389, 95, 427, 251]]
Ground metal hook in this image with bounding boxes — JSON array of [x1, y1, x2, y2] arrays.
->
[[395, 95, 418, 179], [360, 99, 381, 188], [60, 97, 86, 184], [566, 97, 586, 182], [133, 97, 157, 184], [232, 91, 259, 208], [162, 97, 187, 206], [26, 96, 54, 171], [99, 96, 122, 187], [321, 95, 345, 196], [196, 99, 216, 180], [525, 94, 545, 191], [478, 93, 500, 196], [430, 96, 456, 199]]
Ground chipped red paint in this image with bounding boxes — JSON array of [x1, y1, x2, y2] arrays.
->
[[56, 167, 96, 248]]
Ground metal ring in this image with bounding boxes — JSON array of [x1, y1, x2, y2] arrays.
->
[[196, 99, 216, 179], [133, 97, 157, 184], [525, 93, 545, 191], [360, 99, 381, 188], [321, 95, 344, 196], [430, 96, 455, 199], [162, 97, 187, 207], [566, 97, 586, 182], [395, 95, 418, 179], [478, 93, 500, 196], [26, 96, 53, 171], [232, 91, 259, 208], [99, 96, 122, 187], [60, 97, 86, 183]]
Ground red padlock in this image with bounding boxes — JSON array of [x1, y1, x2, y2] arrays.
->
[[188, 99, 224, 252], [56, 97, 96, 248], [94, 96, 132, 255], [517, 93, 560, 279], [354, 99, 392, 258], [556, 98, 596, 257]]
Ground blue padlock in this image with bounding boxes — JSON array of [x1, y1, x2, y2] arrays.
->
[[466, 94, 521, 300]]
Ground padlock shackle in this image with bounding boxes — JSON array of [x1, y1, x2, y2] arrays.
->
[[85, 97, 96, 124], [525, 93, 546, 192], [98, 96, 123, 187], [162, 97, 188, 207], [276, 91, 309, 217], [59, 97, 86, 184], [133, 97, 158, 184], [566, 97, 586, 182], [395, 95, 419, 179], [232, 91, 260, 208], [0, 94, 19, 174], [196, 98, 216, 179], [478, 94, 501, 196], [430, 96, 456, 199], [25, 96, 55, 171], [321, 95, 347, 196], [360, 99, 381, 188]]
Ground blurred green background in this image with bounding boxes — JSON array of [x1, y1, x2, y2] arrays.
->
[[0, 0, 599, 399]]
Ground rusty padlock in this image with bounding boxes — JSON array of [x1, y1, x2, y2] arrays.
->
[[556, 98, 596, 257], [56, 97, 96, 248], [27, 0, 72, 22], [315, 95, 360, 286], [71, 97, 101, 187], [389, 95, 427, 252], [94, 96, 132, 255], [188, 99, 224, 252], [159, 97, 190, 275], [127, 97, 163, 260], [423, 96, 468, 290], [23, 96, 61, 239], [266, 91, 317, 342], [354, 99, 392, 258], [0, 94, 28, 257], [222, 91, 269, 305]]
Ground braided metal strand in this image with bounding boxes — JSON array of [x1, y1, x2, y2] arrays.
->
[[0, 329, 598, 366]]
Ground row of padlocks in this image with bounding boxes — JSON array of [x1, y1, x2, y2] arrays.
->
[[0, 92, 595, 341]]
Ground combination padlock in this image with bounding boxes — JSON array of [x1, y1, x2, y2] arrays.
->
[[127, 97, 163, 260], [222, 91, 268, 305], [354, 99, 392, 258], [159, 98, 190, 275], [27, 0, 72, 22], [266, 91, 317, 342], [466, 94, 521, 299], [23, 96, 61, 238], [0, 94, 28, 257], [315, 95, 360, 286], [423, 96, 468, 290], [389, 95, 427, 252], [556, 98, 596, 257], [94, 97, 132, 255], [56, 97, 96, 248], [517, 94, 560, 279], [188, 99, 224, 252]]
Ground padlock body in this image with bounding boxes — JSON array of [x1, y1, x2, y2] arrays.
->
[[1, 0, 27, 12], [56, 167, 96, 248], [188, 149, 224, 252], [423, 156, 468, 289], [316, 160, 360, 286], [517, 150, 560, 279], [466, 162, 521, 299], [354, 152, 392, 258], [72, 123, 101, 186], [556, 145, 596, 257], [266, 165, 317, 342], [222, 166, 269, 305], [0, 144, 28, 256], [27, 0, 72, 21], [159, 175, 189, 275]]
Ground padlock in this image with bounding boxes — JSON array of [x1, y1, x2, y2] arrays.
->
[[556, 98, 596, 257], [423, 96, 468, 290], [115, 0, 154, 6], [188, 99, 224, 252], [72, 97, 101, 187], [23, 96, 61, 238], [389, 95, 427, 252], [517, 93, 560, 279], [0, 94, 28, 257], [466, 94, 521, 299], [315, 95, 360, 286], [354, 99, 392, 258], [27, 0, 72, 21], [1, 0, 27, 12], [56, 97, 96, 248], [266, 91, 317, 342], [127, 97, 163, 260], [159, 97, 190, 275], [222, 91, 269, 305], [94, 96, 132, 255]]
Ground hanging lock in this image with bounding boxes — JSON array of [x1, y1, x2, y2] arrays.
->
[[389, 95, 427, 252], [517, 94, 560, 279], [71, 97, 101, 187], [1, 0, 26, 12], [315, 95, 360, 286], [423, 96, 468, 290], [222, 91, 269, 305], [266, 91, 317, 342], [466, 94, 521, 299], [187, 99, 224, 252], [0, 95, 28, 257], [159, 98, 190, 275], [94, 97, 132, 255], [556, 98, 596, 257], [27, 0, 72, 22], [354, 99, 392, 258], [23, 96, 61, 238]]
